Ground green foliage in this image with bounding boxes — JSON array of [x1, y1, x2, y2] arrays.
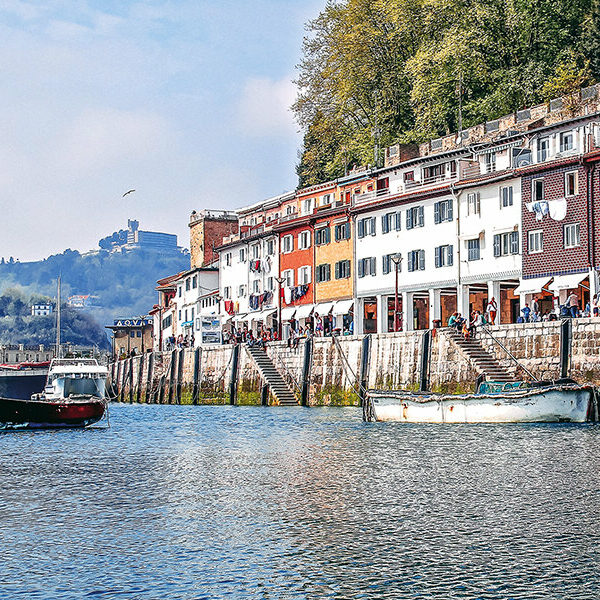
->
[[295, 0, 596, 184]]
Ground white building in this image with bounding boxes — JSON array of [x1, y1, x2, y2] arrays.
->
[[31, 304, 53, 316]]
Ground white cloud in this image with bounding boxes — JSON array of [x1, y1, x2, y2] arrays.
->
[[237, 76, 299, 138]]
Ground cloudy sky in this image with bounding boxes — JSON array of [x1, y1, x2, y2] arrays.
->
[[0, 0, 323, 261]]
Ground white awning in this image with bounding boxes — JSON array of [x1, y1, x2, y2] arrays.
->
[[549, 272, 588, 293], [332, 299, 354, 315], [249, 308, 277, 322], [232, 313, 248, 323], [295, 304, 315, 319], [514, 276, 552, 296], [280, 307, 296, 320], [314, 302, 334, 316]]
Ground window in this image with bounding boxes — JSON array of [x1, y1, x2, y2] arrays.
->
[[500, 186, 513, 208], [239, 248, 247, 262], [382, 212, 401, 233], [252, 244, 260, 259], [335, 260, 351, 279], [537, 137, 550, 162], [298, 265, 312, 284], [316, 264, 331, 283], [192, 276, 197, 289], [564, 223, 580, 248], [467, 192, 480, 216], [178, 310, 182, 321], [252, 280, 260, 293], [184, 309, 188, 322], [238, 284, 246, 295], [224, 286, 231, 299], [493, 231, 520, 257], [178, 286, 182, 297], [267, 277, 275, 291], [560, 131, 574, 153], [403, 171, 415, 184], [320, 193, 333, 206], [528, 230, 543, 254], [423, 163, 445, 182], [358, 257, 376, 278], [532, 179, 544, 202], [334, 222, 351, 241], [315, 227, 331, 246], [301, 198, 314, 215], [162, 315, 172, 329], [225, 252, 232, 266], [434, 199, 453, 224], [406, 206, 424, 229], [286, 205, 295, 216], [382, 254, 402, 275], [485, 152, 497, 173], [565, 171, 578, 197], [185, 278, 190, 291], [299, 230, 311, 250], [357, 217, 376, 238], [435, 245, 454, 267], [283, 269, 294, 287], [407, 250, 425, 272], [266, 239, 275, 256], [282, 235, 293, 253], [467, 239, 480, 261]]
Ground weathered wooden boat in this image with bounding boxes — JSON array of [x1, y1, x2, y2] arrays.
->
[[0, 358, 108, 430], [366, 380, 598, 423]]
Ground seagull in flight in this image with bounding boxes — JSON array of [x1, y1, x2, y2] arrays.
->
[[122, 189, 136, 197]]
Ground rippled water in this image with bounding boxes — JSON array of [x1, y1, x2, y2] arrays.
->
[[1, 405, 600, 599]]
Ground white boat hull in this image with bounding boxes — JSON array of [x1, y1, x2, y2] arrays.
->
[[369, 385, 594, 423]]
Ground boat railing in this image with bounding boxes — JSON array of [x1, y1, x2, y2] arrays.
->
[[479, 325, 539, 381]]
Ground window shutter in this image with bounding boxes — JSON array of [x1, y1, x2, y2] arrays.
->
[[395, 212, 401, 230], [510, 231, 519, 254], [408, 252, 414, 272], [493, 234, 501, 257], [434, 202, 440, 224], [419, 250, 425, 270], [435, 246, 440, 268], [508, 187, 513, 206], [326, 228, 331, 244], [448, 245, 454, 266], [418, 206, 424, 226], [476, 194, 481, 214], [407, 210, 413, 230], [370, 257, 376, 275], [447, 199, 453, 221], [335, 262, 340, 279], [358, 259, 364, 278], [358, 219, 365, 238], [370, 217, 376, 236], [326, 264, 330, 280], [382, 214, 389, 234]]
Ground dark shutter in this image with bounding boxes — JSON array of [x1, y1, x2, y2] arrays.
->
[[358, 219, 365, 238], [370, 217, 376, 236], [493, 234, 501, 257], [335, 262, 340, 279], [419, 250, 425, 270], [370, 257, 376, 275], [418, 206, 424, 227], [407, 210, 413, 230], [408, 252, 414, 272], [435, 246, 440, 268], [510, 231, 519, 254], [395, 212, 401, 230], [358, 259, 364, 278], [434, 202, 440, 224], [382, 214, 389, 234], [447, 199, 453, 221], [448, 245, 454, 266]]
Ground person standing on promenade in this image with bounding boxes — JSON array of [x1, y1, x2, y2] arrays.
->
[[566, 291, 579, 318], [486, 297, 498, 325]]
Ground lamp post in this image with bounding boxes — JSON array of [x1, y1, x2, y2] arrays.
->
[[275, 276, 286, 341], [391, 253, 403, 332]]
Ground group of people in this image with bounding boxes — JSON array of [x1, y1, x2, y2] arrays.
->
[[519, 292, 599, 322], [164, 333, 194, 351], [448, 310, 486, 340]]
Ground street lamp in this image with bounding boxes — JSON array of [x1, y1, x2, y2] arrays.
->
[[391, 253, 403, 332], [275, 276, 286, 340]]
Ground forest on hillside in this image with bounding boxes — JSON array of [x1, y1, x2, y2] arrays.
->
[[294, 0, 600, 186]]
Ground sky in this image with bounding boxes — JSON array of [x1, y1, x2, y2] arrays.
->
[[0, 0, 324, 261]]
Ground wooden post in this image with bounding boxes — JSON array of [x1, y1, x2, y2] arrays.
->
[[261, 383, 269, 406], [359, 334, 371, 407], [115, 360, 122, 402], [229, 344, 240, 405], [560, 318, 572, 379], [136, 355, 144, 403], [128, 358, 134, 404], [145, 352, 154, 404], [168, 349, 177, 404], [158, 374, 166, 404], [192, 347, 201, 405], [119, 360, 126, 403], [176, 349, 185, 404], [300, 338, 313, 406], [419, 330, 432, 392]]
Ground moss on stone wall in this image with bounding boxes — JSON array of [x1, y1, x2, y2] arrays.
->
[[311, 384, 359, 406]]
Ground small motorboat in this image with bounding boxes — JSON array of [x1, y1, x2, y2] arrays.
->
[[365, 379, 598, 423], [0, 358, 109, 430]]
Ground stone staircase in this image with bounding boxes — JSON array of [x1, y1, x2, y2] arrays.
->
[[447, 329, 516, 382], [246, 346, 298, 406]]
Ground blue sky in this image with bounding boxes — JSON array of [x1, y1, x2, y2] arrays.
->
[[0, 0, 324, 260]]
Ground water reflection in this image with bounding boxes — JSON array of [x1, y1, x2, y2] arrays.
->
[[1, 406, 599, 598]]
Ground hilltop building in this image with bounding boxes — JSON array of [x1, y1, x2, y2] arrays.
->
[[30, 304, 53, 316]]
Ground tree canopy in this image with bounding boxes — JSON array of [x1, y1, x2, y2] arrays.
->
[[294, 0, 598, 187]]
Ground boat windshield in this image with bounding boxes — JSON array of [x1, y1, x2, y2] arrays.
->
[[61, 377, 105, 397]]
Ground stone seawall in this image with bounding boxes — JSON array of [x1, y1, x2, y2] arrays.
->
[[109, 319, 600, 405]]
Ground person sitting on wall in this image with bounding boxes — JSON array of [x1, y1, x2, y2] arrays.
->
[[454, 313, 465, 333], [448, 312, 458, 328], [462, 318, 471, 340]]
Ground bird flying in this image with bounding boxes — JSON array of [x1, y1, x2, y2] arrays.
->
[[122, 189, 136, 197]]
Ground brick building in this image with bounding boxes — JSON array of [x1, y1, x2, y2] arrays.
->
[[189, 209, 239, 268]]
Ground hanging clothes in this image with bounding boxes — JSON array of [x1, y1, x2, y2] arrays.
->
[[284, 286, 292, 304], [548, 198, 567, 221], [224, 300, 234, 315], [526, 201, 549, 221]]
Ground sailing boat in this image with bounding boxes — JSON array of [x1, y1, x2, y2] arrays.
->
[[0, 277, 109, 430]]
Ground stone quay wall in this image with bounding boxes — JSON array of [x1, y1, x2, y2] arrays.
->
[[109, 318, 600, 405]]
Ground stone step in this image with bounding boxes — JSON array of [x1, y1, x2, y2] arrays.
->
[[246, 347, 298, 406]]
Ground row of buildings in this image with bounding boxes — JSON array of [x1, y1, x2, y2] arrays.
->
[[111, 84, 600, 356]]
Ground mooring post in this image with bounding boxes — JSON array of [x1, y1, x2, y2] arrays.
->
[[128, 358, 134, 404], [176, 349, 185, 404], [359, 334, 371, 407], [136, 355, 144, 403], [300, 338, 313, 406], [119, 360, 126, 403], [145, 352, 154, 403], [229, 344, 240, 405], [114, 360, 122, 402], [167, 349, 177, 404], [560, 318, 572, 379], [419, 330, 432, 392], [192, 347, 201, 405], [261, 383, 269, 406]]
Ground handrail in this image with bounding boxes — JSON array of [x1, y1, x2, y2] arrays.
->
[[479, 325, 539, 381], [268, 345, 302, 393]]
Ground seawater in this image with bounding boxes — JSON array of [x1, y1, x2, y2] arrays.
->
[[1, 404, 600, 599]]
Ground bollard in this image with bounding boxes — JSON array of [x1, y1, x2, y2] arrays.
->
[[419, 330, 432, 392], [301, 338, 313, 406], [192, 348, 201, 405], [229, 344, 240, 405], [560, 318, 572, 379]]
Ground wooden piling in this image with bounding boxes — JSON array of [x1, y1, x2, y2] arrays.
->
[[300, 338, 313, 406], [229, 344, 240, 405], [192, 347, 201, 405], [168, 350, 177, 404], [419, 330, 432, 392], [145, 352, 154, 403], [176, 349, 185, 404]]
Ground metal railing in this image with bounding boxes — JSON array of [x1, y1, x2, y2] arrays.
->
[[479, 325, 538, 381], [269, 346, 302, 393]]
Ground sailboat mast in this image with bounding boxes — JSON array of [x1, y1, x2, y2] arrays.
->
[[56, 277, 61, 358]]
